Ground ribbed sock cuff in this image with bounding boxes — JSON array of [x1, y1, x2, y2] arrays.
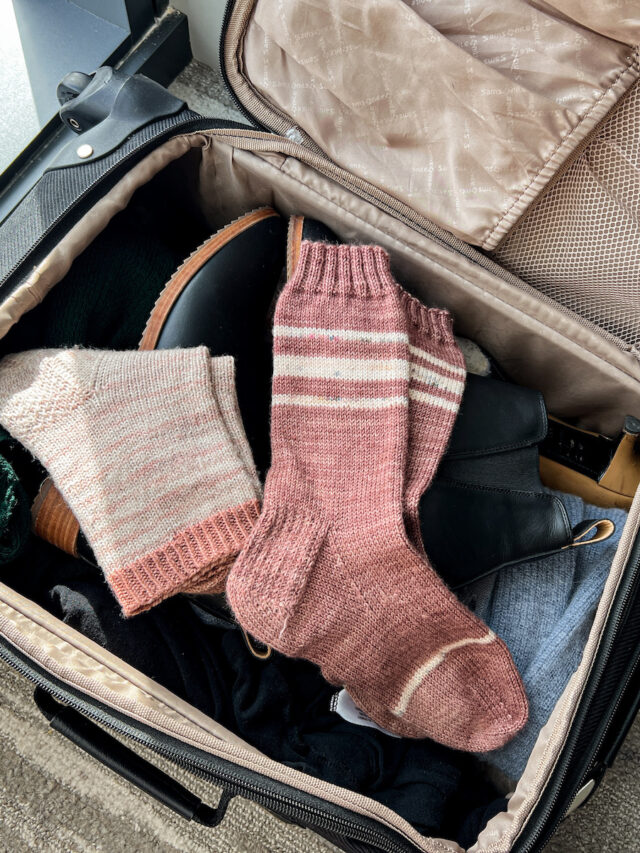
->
[[227, 506, 328, 637], [399, 291, 456, 344], [108, 498, 260, 617], [287, 242, 398, 297], [181, 557, 235, 596]]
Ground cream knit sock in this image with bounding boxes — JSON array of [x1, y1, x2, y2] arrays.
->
[[181, 357, 262, 596], [0, 346, 260, 616]]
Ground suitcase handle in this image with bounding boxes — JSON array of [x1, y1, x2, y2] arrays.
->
[[49, 66, 187, 169], [33, 687, 231, 825]]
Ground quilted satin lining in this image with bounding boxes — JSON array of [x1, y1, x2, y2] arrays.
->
[[233, 0, 639, 247]]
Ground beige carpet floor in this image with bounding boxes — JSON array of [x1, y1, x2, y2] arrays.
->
[[1, 59, 637, 853]]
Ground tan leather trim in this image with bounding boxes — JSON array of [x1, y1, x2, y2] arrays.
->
[[241, 627, 272, 660], [32, 479, 79, 556], [286, 214, 304, 278], [540, 418, 640, 509], [548, 415, 603, 439], [540, 457, 635, 510], [139, 206, 278, 349], [600, 431, 640, 497]]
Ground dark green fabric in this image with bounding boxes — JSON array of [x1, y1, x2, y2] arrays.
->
[[0, 156, 211, 354], [0, 443, 30, 565], [0, 216, 184, 354]]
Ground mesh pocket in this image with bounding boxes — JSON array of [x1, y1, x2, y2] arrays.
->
[[491, 80, 640, 349]]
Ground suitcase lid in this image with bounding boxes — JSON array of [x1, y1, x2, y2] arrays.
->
[[220, 0, 640, 250]]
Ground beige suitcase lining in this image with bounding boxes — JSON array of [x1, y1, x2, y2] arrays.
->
[[224, 0, 640, 249], [7, 131, 640, 433]]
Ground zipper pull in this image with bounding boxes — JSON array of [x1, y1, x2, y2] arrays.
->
[[285, 126, 304, 145]]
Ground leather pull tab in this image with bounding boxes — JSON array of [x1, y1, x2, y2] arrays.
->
[[32, 478, 80, 556], [567, 518, 616, 549], [242, 628, 272, 660]]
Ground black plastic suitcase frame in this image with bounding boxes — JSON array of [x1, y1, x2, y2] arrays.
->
[[0, 40, 640, 853]]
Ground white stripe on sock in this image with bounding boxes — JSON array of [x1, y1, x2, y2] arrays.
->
[[272, 394, 408, 409], [392, 630, 497, 718], [409, 343, 466, 377], [410, 362, 465, 395], [408, 388, 461, 412], [274, 355, 409, 382], [274, 325, 408, 344]]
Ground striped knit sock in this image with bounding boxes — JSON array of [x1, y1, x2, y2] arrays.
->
[[227, 242, 528, 751], [400, 293, 467, 551], [0, 346, 260, 616], [370, 293, 469, 741], [181, 357, 262, 596]]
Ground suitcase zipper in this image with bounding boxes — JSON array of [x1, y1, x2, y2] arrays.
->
[[219, 0, 263, 130], [3, 113, 572, 348], [0, 33, 637, 847], [2, 104, 640, 853], [591, 652, 640, 766], [3, 100, 633, 358], [217, 0, 537, 281], [3, 538, 640, 853], [0, 636, 418, 853]]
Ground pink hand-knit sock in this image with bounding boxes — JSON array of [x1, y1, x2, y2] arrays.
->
[[400, 292, 467, 551], [227, 242, 528, 751], [0, 346, 260, 617], [371, 293, 478, 740]]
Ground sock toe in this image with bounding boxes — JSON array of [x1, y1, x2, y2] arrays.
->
[[394, 633, 528, 751]]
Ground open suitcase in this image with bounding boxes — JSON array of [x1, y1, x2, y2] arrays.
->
[[1, 2, 640, 851]]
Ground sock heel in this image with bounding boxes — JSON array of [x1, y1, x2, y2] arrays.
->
[[226, 506, 328, 650]]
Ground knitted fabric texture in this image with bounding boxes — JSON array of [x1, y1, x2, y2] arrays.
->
[[461, 491, 627, 779], [400, 290, 466, 551], [0, 347, 260, 616], [227, 241, 528, 751], [181, 357, 262, 596]]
